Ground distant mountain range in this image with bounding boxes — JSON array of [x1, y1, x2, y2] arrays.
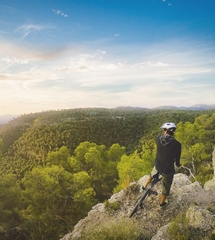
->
[[153, 104, 215, 110], [117, 104, 215, 111], [0, 104, 215, 124], [0, 114, 19, 124]]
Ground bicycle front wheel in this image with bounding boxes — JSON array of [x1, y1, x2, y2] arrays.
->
[[129, 188, 150, 218]]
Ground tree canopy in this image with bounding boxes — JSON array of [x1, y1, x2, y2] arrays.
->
[[0, 107, 214, 239]]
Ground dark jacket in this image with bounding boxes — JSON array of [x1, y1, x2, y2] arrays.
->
[[155, 134, 181, 174]]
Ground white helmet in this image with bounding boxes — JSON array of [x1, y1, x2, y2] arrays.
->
[[160, 122, 176, 130]]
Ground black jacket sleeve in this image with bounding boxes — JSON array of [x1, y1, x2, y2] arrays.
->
[[175, 140, 181, 167]]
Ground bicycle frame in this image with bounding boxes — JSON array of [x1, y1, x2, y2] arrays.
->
[[129, 175, 162, 218]]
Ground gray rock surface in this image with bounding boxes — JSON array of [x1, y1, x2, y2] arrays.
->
[[61, 169, 215, 240], [204, 147, 215, 190]]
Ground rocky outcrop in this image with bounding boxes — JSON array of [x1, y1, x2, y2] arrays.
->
[[61, 171, 215, 240], [204, 147, 215, 190]]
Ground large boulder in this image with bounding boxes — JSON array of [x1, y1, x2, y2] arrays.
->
[[151, 205, 215, 240], [204, 147, 215, 191], [60, 172, 215, 240]]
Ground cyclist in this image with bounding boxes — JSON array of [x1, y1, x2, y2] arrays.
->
[[143, 122, 181, 208]]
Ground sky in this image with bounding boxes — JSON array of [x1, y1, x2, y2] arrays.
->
[[0, 0, 215, 115]]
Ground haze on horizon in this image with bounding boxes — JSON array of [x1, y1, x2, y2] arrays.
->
[[0, 0, 215, 115]]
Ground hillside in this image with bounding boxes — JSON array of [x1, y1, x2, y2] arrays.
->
[[0, 107, 210, 177], [61, 149, 215, 240], [0, 107, 215, 239]]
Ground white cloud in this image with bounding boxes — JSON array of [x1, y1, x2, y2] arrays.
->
[[101, 51, 106, 54], [138, 61, 170, 67], [2, 57, 29, 65], [0, 40, 73, 72], [53, 9, 68, 18], [15, 24, 46, 40], [16, 24, 44, 32], [0, 38, 215, 114]]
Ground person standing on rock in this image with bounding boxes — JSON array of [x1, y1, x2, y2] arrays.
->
[[143, 122, 181, 208]]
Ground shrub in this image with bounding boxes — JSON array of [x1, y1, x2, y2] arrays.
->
[[167, 214, 190, 240], [80, 218, 149, 240], [196, 165, 213, 186], [104, 200, 120, 211]]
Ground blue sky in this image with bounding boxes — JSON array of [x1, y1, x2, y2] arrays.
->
[[0, 0, 215, 115]]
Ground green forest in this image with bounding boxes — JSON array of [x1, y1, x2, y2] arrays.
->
[[0, 107, 215, 240]]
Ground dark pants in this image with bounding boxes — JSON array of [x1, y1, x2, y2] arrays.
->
[[162, 172, 174, 196]]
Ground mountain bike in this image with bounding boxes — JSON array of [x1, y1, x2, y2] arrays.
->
[[129, 173, 162, 218], [129, 166, 196, 218]]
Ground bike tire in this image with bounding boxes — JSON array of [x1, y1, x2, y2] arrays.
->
[[129, 188, 150, 218]]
